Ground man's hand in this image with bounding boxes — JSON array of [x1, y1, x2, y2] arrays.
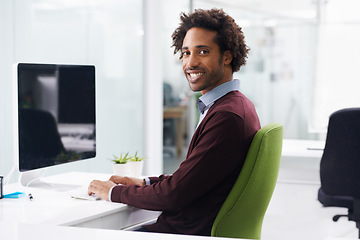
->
[[88, 180, 116, 201], [109, 175, 145, 187]]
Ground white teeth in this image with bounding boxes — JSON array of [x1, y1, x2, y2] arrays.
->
[[189, 73, 204, 78]]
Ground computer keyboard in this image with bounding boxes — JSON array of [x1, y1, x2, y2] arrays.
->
[[70, 189, 101, 201]]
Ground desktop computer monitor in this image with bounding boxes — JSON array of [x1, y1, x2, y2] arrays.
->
[[14, 63, 96, 188]]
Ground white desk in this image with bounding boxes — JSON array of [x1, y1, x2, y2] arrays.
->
[[0, 172, 160, 230], [279, 139, 325, 184], [0, 222, 235, 240], [282, 139, 325, 158], [0, 172, 245, 240]]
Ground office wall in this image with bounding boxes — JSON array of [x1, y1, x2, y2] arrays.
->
[[2, 0, 359, 180], [311, 0, 360, 130], [198, 2, 321, 140], [186, 0, 360, 137], [0, 0, 147, 180], [0, 0, 15, 180]]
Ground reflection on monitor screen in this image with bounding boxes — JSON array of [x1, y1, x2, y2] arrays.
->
[[15, 63, 96, 188]]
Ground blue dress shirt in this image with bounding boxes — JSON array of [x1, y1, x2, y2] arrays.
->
[[197, 79, 240, 126]]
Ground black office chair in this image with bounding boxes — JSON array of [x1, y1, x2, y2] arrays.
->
[[318, 108, 360, 238]]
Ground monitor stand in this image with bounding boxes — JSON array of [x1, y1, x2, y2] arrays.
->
[[19, 169, 82, 192]]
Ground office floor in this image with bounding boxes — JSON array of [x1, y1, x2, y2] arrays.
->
[[163, 148, 359, 240]]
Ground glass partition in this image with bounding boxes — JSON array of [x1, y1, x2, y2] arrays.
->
[[0, 0, 144, 179]]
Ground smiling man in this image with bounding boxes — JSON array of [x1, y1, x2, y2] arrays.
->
[[181, 27, 232, 94], [88, 9, 261, 236]]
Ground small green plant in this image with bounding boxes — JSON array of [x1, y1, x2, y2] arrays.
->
[[129, 151, 145, 162], [110, 152, 130, 164]]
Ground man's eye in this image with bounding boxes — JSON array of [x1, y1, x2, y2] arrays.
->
[[182, 51, 190, 57], [199, 50, 209, 54]]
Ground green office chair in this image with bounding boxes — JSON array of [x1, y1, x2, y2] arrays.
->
[[211, 123, 283, 239]]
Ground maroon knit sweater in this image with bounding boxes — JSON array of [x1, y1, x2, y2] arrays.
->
[[111, 91, 260, 236]]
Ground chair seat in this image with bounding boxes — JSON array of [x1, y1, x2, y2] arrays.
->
[[318, 187, 354, 210]]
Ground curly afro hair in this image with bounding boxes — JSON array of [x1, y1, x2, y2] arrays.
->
[[171, 8, 249, 73]]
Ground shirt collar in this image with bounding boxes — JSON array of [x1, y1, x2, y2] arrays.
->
[[198, 79, 240, 110]]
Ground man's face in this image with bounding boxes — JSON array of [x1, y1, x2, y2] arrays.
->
[[181, 27, 228, 95]]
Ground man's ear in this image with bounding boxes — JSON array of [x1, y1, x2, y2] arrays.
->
[[223, 51, 233, 65]]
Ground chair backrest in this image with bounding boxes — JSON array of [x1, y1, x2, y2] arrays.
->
[[211, 123, 283, 239], [320, 108, 360, 199]]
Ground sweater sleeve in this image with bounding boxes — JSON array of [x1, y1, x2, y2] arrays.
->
[[148, 174, 171, 184], [111, 111, 254, 211]]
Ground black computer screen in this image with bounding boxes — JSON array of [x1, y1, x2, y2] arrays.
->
[[17, 63, 96, 171]]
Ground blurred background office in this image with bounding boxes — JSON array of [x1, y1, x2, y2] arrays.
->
[[1, 0, 360, 180]]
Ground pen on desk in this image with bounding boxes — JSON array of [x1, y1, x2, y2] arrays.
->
[[28, 193, 33, 201], [307, 147, 324, 151]]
